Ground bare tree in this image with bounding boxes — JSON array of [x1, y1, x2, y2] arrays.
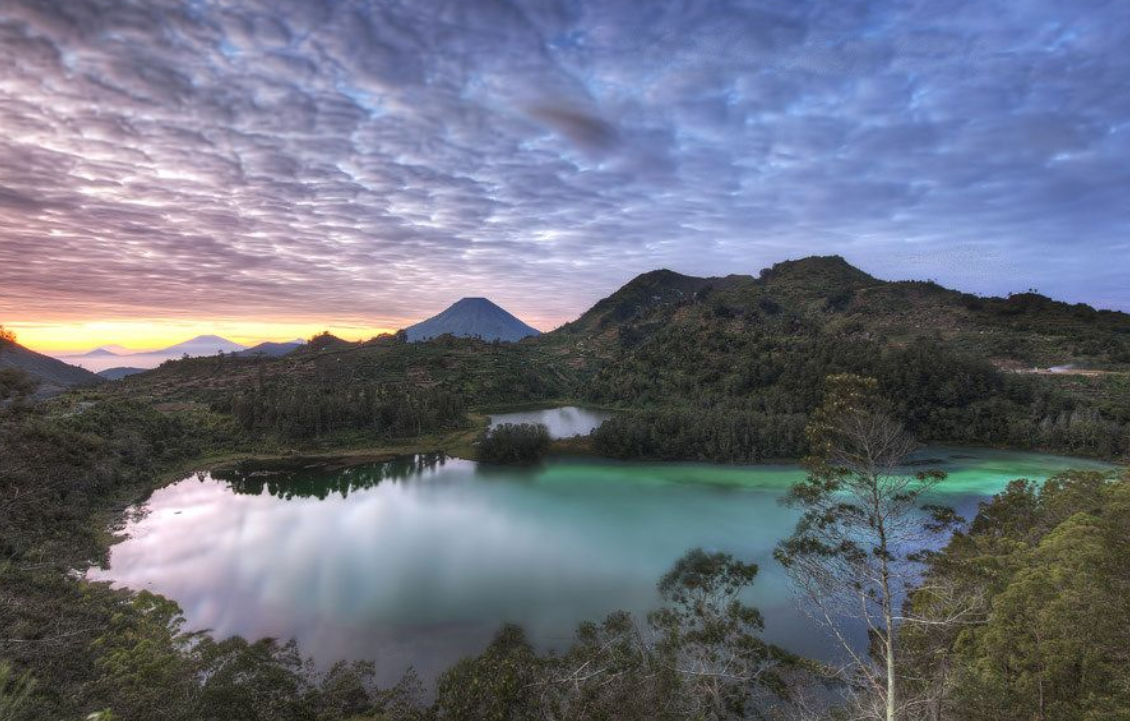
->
[[522, 548, 816, 721], [774, 375, 962, 721]]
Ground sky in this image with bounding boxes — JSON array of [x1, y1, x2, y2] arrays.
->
[[1, 0, 1128, 352]]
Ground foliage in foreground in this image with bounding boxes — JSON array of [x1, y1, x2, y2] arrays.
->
[[436, 547, 815, 721], [899, 468, 1130, 720]]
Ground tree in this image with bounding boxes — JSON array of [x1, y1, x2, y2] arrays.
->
[[0, 369, 36, 403], [434, 624, 543, 721], [433, 549, 811, 721], [87, 591, 200, 720], [774, 374, 959, 721], [649, 549, 799, 720]]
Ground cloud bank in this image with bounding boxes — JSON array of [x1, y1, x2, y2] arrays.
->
[[1, 0, 1128, 334]]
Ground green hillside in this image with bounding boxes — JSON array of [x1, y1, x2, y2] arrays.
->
[[0, 337, 103, 398], [105, 257, 1130, 461]]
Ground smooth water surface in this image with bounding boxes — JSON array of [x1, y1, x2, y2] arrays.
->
[[90, 447, 1111, 685], [488, 405, 613, 438]]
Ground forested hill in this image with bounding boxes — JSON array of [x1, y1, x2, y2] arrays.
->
[[103, 256, 1130, 460], [549, 255, 1130, 371], [0, 337, 103, 398], [548, 256, 1130, 461]]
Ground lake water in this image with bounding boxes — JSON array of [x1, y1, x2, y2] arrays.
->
[[488, 405, 613, 438], [89, 440, 1112, 686]]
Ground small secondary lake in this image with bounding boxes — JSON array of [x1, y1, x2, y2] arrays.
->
[[488, 405, 613, 438], [90, 442, 1112, 687]]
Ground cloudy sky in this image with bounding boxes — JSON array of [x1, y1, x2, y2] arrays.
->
[[1, 0, 1127, 351]]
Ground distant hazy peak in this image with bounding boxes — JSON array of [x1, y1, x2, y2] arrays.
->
[[158, 335, 246, 354], [79, 347, 121, 357]]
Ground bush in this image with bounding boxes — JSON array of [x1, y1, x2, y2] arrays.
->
[[477, 422, 551, 464]]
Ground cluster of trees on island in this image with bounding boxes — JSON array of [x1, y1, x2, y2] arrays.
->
[[477, 422, 552, 464], [1, 325, 1128, 720]]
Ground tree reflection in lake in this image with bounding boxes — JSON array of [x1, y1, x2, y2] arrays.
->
[[212, 453, 450, 500]]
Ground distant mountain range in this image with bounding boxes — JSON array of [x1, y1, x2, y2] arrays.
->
[[405, 297, 541, 342], [66, 335, 245, 359], [60, 335, 254, 372], [97, 367, 148, 381], [58, 335, 311, 373], [39, 256, 1130, 440], [53, 298, 541, 374], [78, 347, 124, 358]]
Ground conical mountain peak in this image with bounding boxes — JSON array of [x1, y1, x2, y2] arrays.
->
[[405, 298, 540, 342]]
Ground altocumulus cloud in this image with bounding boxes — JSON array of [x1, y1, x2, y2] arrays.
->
[[0, 0, 1128, 328]]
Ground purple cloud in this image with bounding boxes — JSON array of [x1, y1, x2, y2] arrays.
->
[[0, 0, 1127, 333]]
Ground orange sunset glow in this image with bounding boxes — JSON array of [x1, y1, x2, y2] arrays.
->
[[9, 320, 397, 355]]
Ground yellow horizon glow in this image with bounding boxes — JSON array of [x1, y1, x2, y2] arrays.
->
[[6, 320, 398, 354]]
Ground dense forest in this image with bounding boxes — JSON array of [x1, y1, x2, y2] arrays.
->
[[590, 336, 1129, 462], [575, 261, 1130, 463], [221, 382, 467, 441]]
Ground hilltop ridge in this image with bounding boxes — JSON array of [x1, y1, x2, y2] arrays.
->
[[547, 256, 1130, 369]]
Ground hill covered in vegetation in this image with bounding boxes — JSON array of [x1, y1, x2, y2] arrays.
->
[[552, 256, 1130, 461], [0, 333, 103, 398], [106, 256, 1130, 462]]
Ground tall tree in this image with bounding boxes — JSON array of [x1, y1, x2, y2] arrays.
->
[[774, 374, 959, 721], [649, 548, 798, 719]]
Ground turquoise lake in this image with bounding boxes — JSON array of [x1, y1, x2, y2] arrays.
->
[[90, 417, 1113, 686]]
